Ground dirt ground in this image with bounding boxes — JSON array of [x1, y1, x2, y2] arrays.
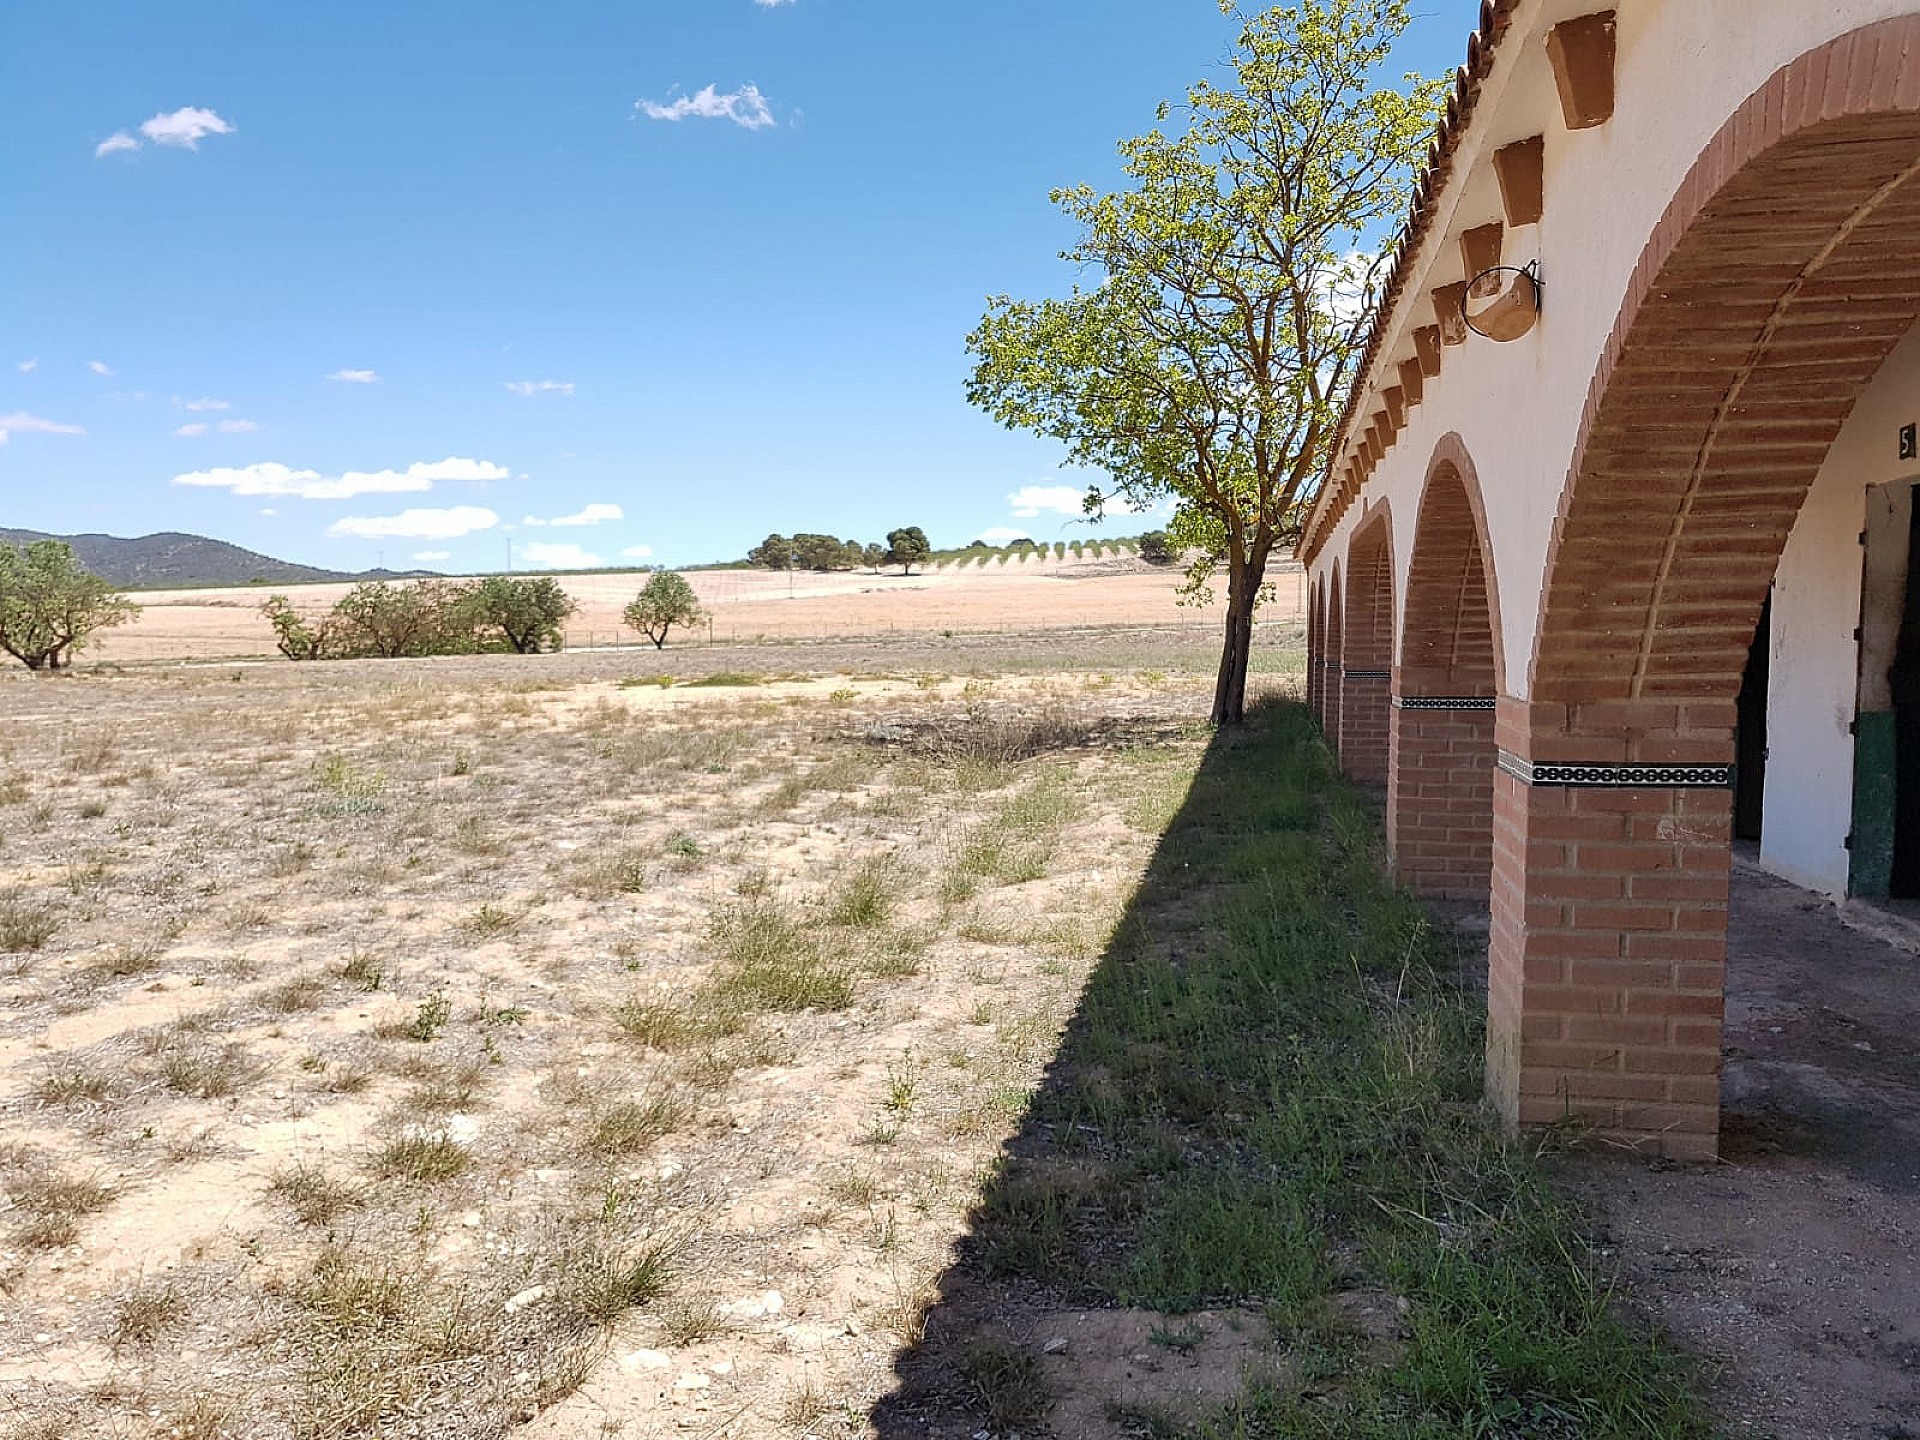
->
[[89, 549, 1309, 666], [1560, 860, 1920, 1440], [0, 636, 1274, 1438]]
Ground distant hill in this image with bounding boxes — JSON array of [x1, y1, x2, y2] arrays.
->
[[0, 528, 433, 591]]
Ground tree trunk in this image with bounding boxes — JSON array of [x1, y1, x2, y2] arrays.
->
[[1210, 548, 1269, 726]]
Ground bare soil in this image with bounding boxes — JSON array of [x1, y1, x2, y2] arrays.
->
[[0, 640, 1266, 1438]]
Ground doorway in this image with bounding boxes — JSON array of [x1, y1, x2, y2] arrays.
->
[[1734, 595, 1770, 844]]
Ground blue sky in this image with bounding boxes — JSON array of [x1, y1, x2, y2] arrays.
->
[[1, 1, 1478, 573]]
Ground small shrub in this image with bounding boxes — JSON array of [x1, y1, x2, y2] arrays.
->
[[0, 889, 56, 953], [271, 1162, 365, 1226], [111, 1282, 184, 1346]]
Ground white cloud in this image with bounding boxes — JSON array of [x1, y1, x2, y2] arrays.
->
[[140, 106, 235, 150], [637, 84, 775, 130], [756, 0, 795, 6], [548, 503, 622, 527], [519, 515, 546, 527], [172, 455, 509, 501], [975, 527, 1033, 545], [0, 412, 86, 445], [94, 131, 140, 157], [504, 379, 574, 396], [327, 368, 379, 384], [15, 358, 37, 373], [328, 507, 500, 541], [173, 422, 209, 437], [218, 418, 258, 433], [519, 542, 604, 570], [259, 508, 276, 517], [88, 360, 113, 376], [1007, 484, 1089, 518], [620, 545, 654, 559], [413, 550, 453, 562], [180, 396, 229, 411]]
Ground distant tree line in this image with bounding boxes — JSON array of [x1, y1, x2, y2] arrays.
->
[[745, 526, 931, 576]]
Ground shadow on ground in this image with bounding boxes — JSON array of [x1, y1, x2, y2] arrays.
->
[[870, 699, 1703, 1440]]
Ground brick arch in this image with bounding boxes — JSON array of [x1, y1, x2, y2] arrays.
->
[[1390, 438, 1502, 899], [1532, 17, 1920, 715], [1341, 509, 1395, 784], [1325, 562, 1344, 754], [1494, 18, 1920, 1161], [1401, 434, 1504, 699]]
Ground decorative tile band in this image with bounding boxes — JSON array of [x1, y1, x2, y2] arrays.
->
[[1342, 668, 1391, 681], [1395, 696, 1496, 711], [1497, 752, 1733, 789]]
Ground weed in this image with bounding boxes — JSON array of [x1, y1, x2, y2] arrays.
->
[[11, 1170, 114, 1249], [476, 998, 530, 1026], [461, 904, 519, 940], [586, 1092, 688, 1156], [378, 991, 452, 1042], [309, 755, 387, 818], [0, 889, 57, 953], [826, 855, 897, 928], [664, 832, 703, 860], [960, 1339, 1049, 1428], [657, 1295, 731, 1346], [111, 1282, 184, 1346], [263, 974, 328, 1013], [549, 1233, 675, 1329], [338, 948, 384, 991], [707, 901, 854, 1013], [883, 1055, 919, 1116], [371, 1134, 471, 1183], [271, 1162, 366, 1226]]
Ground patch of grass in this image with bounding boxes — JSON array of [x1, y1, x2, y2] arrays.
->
[[0, 889, 58, 953], [681, 671, 766, 687], [31, 1060, 122, 1108], [11, 1170, 114, 1249], [309, 754, 387, 818], [271, 1161, 366, 1226], [548, 1233, 675, 1330], [158, 1041, 259, 1099], [957, 703, 1708, 1438], [263, 974, 328, 1013], [111, 1281, 185, 1346], [338, 948, 385, 991], [586, 1092, 688, 1157], [460, 904, 519, 940], [568, 846, 648, 898], [371, 1134, 471, 1183], [706, 900, 854, 1013], [960, 1339, 1049, 1429], [377, 991, 452, 1042], [656, 1295, 731, 1346], [825, 855, 898, 928]]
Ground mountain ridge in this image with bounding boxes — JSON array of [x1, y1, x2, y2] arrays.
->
[[0, 527, 436, 590]]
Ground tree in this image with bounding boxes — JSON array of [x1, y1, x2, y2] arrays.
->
[[885, 526, 931, 576], [747, 534, 792, 570], [965, 0, 1440, 723], [1138, 530, 1177, 565], [330, 579, 485, 658], [861, 542, 888, 572], [260, 594, 339, 660], [0, 541, 139, 671], [623, 571, 704, 649], [472, 575, 577, 654]]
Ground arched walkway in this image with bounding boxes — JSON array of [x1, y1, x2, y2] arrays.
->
[[1489, 19, 1920, 1159], [1340, 515, 1394, 784], [1390, 440, 1501, 900]]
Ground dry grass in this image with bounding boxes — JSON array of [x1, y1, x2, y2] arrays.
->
[[0, 644, 1253, 1436]]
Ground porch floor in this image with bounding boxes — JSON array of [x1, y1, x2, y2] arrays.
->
[[1556, 862, 1920, 1437]]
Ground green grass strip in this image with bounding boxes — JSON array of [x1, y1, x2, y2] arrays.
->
[[966, 700, 1708, 1438]]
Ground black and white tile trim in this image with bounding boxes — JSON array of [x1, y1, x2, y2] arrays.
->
[[1394, 696, 1497, 711], [1343, 668, 1392, 681], [1497, 752, 1733, 789]]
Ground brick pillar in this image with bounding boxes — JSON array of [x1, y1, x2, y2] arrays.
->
[[1486, 698, 1731, 1161], [1388, 697, 1495, 900], [1339, 672, 1391, 783]]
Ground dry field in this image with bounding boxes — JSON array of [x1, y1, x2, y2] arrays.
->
[[90, 552, 1309, 665], [0, 640, 1262, 1438]]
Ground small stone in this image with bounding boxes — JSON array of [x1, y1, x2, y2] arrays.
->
[[1042, 1337, 1068, 1355], [711, 1360, 734, 1376], [504, 1285, 547, 1314], [674, 1371, 711, 1391], [460, 1211, 482, 1228], [621, 1348, 672, 1371], [760, 1290, 784, 1315]]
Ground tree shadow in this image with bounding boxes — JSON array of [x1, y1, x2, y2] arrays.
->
[[867, 699, 1705, 1440]]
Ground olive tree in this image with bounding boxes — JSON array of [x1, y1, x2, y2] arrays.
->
[[623, 571, 704, 649], [0, 540, 140, 671], [472, 575, 576, 654], [966, 0, 1441, 723]]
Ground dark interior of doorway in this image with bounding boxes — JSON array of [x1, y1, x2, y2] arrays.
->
[[1892, 496, 1920, 896], [1735, 594, 1770, 844]]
